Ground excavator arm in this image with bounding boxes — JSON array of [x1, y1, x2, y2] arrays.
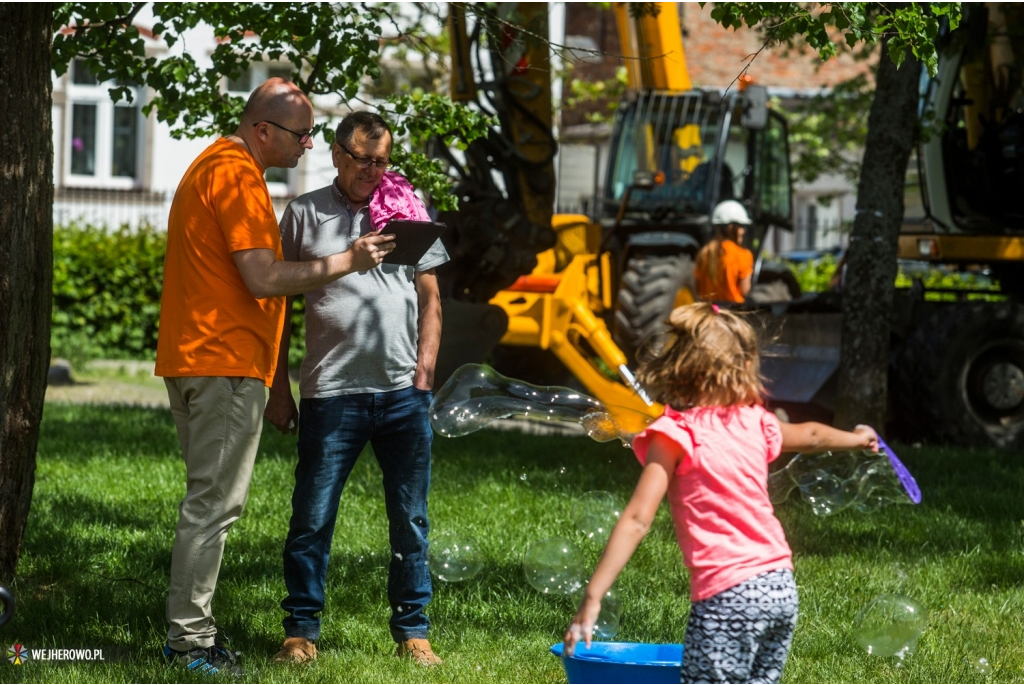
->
[[436, 2, 697, 303], [433, 3, 743, 423], [436, 3, 558, 303]]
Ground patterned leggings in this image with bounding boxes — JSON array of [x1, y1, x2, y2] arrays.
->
[[681, 569, 798, 684]]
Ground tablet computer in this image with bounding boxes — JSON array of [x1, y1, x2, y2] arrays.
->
[[380, 220, 447, 266]]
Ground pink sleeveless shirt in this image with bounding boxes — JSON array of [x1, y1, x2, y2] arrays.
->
[[632, 403, 792, 601]]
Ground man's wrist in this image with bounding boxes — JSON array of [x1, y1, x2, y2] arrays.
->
[[269, 382, 293, 397], [326, 251, 350, 277]]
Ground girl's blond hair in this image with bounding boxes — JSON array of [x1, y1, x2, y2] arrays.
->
[[636, 303, 764, 409]]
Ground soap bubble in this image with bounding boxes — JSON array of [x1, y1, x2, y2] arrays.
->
[[966, 656, 992, 677], [594, 587, 623, 639], [523, 537, 584, 594], [852, 594, 928, 659], [888, 561, 909, 586], [769, 438, 921, 516], [429, 364, 653, 446], [572, 491, 623, 543], [427, 533, 483, 583]]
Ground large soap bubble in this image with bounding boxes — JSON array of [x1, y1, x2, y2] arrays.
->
[[429, 364, 653, 446], [594, 587, 623, 639], [572, 491, 623, 543], [523, 537, 585, 595], [769, 437, 921, 516], [852, 594, 928, 659], [427, 533, 484, 583]]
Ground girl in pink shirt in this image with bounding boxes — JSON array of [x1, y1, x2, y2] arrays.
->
[[564, 303, 878, 684]]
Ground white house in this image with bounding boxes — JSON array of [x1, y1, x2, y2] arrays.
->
[[51, 18, 350, 231]]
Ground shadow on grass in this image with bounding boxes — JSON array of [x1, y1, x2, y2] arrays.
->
[[31, 491, 168, 534], [39, 403, 181, 460], [23, 404, 616, 671]]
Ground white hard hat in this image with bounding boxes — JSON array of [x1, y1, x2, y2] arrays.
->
[[711, 200, 752, 226]]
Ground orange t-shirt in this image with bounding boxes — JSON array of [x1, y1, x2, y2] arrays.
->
[[155, 138, 286, 385], [694, 239, 753, 303]]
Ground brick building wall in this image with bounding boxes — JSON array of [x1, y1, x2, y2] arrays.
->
[[562, 3, 872, 127], [678, 4, 871, 90]]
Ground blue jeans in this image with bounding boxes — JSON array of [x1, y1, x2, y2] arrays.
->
[[281, 385, 433, 643]]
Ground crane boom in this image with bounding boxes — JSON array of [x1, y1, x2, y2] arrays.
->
[[612, 2, 691, 92]]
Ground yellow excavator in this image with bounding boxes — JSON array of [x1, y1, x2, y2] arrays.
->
[[435, 2, 1024, 451], [758, 2, 1024, 450], [434, 2, 792, 427], [883, 2, 1024, 448]]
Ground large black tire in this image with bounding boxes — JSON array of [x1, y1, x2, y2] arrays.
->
[[900, 301, 1024, 449], [890, 334, 929, 442], [613, 253, 696, 363]]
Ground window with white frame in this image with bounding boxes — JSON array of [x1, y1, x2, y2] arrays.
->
[[64, 59, 145, 189], [227, 62, 297, 196]]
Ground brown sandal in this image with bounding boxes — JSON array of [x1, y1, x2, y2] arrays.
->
[[396, 638, 443, 666], [274, 637, 317, 663]]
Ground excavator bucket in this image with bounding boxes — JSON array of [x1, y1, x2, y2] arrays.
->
[[759, 311, 842, 408], [433, 300, 509, 392]]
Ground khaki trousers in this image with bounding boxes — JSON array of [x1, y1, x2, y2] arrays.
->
[[164, 376, 266, 651]]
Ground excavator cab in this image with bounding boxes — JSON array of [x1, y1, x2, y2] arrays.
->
[[903, 2, 1024, 293], [602, 89, 793, 359]]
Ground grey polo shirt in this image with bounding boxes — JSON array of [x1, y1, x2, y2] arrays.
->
[[279, 182, 449, 398]]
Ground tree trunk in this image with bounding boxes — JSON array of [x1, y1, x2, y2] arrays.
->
[[0, 4, 53, 583], [833, 40, 920, 431]]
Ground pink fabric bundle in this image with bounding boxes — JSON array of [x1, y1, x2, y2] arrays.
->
[[369, 171, 431, 230]]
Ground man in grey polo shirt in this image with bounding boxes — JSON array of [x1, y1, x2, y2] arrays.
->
[[264, 111, 446, 666]]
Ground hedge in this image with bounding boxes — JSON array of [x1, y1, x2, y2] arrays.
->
[[52, 222, 306, 369], [783, 253, 1002, 301]]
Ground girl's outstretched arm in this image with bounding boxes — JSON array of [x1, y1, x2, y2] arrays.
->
[[779, 422, 878, 453], [563, 433, 683, 655]]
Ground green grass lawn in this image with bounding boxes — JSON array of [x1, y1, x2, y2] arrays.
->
[[3, 403, 1023, 683]]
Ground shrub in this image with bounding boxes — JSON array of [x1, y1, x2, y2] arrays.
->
[[782, 253, 1002, 301], [52, 222, 306, 366], [785, 254, 840, 293], [52, 222, 166, 363], [288, 297, 306, 368]]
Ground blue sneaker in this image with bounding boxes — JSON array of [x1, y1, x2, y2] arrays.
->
[[164, 641, 244, 677]]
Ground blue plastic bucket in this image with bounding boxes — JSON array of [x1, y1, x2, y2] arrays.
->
[[550, 642, 683, 684]]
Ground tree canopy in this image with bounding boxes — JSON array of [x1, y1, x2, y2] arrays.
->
[[708, 3, 961, 186], [707, 2, 961, 73], [51, 2, 495, 209]]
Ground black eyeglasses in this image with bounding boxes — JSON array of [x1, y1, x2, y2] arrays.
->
[[255, 120, 313, 145], [336, 142, 391, 171]]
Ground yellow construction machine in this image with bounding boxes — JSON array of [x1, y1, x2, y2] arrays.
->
[[434, 2, 1024, 450], [434, 2, 792, 424], [882, 2, 1024, 448]]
